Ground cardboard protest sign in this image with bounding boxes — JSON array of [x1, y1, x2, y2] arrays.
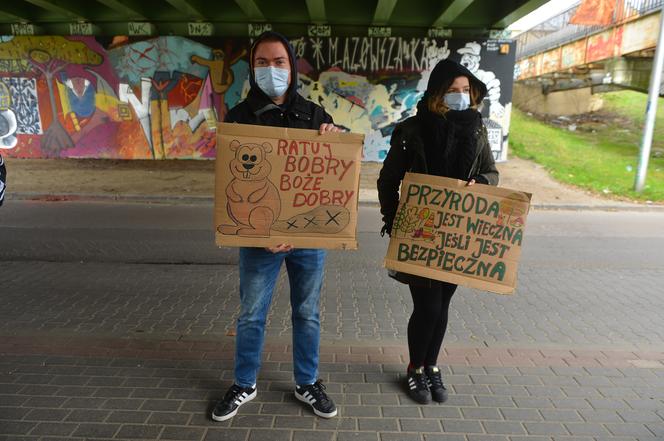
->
[[215, 122, 363, 250], [384, 172, 531, 295]]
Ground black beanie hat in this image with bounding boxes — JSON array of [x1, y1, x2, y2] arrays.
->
[[424, 59, 487, 103]]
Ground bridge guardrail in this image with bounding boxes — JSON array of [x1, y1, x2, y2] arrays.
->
[[516, 0, 664, 60]]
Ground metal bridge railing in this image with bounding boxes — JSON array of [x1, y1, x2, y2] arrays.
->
[[515, 0, 664, 60]]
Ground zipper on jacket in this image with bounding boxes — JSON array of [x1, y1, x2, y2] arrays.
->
[[466, 126, 486, 180]]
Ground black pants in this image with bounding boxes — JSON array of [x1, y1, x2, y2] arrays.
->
[[407, 282, 457, 367]]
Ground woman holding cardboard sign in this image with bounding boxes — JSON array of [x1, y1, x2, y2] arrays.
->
[[377, 59, 498, 404]]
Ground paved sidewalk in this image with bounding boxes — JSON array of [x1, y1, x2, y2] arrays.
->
[[2, 335, 664, 441], [2, 200, 664, 440]]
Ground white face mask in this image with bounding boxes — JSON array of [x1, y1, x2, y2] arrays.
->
[[444, 92, 471, 111], [254, 66, 290, 98]]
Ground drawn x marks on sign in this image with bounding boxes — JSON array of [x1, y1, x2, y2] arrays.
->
[[272, 205, 351, 235], [284, 210, 339, 230], [325, 210, 341, 226]]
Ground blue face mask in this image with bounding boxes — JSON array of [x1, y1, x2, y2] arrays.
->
[[444, 92, 471, 111], [254, 66, 290, 98]]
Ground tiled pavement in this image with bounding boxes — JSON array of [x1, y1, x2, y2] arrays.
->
[[1, 260, 663, 347], [1, 205, 664, 440], [2, 337, 664, 441], [2, 227, 664, 347]]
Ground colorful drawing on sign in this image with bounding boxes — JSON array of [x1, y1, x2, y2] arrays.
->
[[497, 194, 528, 228]]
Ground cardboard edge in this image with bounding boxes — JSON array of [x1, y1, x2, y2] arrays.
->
[[404, 172, 533, 202], [216, 234, 358, 250], [219, 122, 365, 144]]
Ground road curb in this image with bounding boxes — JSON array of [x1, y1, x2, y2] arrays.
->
[[7, 192, 214, 205], [7, 191, 664, 211]]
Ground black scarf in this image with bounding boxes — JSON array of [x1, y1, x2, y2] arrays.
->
[[416, 100, 481, 180]]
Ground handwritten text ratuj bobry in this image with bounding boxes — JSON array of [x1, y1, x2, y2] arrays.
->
[[393, 183, 527, 282], [276, 139, 355, 208]]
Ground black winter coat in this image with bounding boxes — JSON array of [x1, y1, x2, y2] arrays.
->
[[224, 89, 333, 130], [376, 114, 499, 287]]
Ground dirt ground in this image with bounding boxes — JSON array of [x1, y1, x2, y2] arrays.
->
[[2, 155, 657, 208]]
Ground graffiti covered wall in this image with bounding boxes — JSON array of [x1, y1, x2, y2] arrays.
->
[[0, 36, 516, 162]]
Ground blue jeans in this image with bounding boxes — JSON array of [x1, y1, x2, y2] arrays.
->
[[235, 247, 326, 388]]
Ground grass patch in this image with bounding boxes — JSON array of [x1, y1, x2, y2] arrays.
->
[[509, 90, 664, 202]]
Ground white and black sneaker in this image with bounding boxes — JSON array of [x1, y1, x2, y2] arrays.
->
[[406, 367, 431, 404], [295, 380, 337, 418], [211, 384, 257, 421], [425, 366, 448, 403]]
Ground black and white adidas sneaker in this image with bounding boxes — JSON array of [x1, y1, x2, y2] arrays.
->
[[211, 384, 257, 421], [406, 367, 431, 404], [425, 366, 448, 403], [295, 380, 337, 418]]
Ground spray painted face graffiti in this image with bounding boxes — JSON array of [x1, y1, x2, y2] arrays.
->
[[0, 82, 18, 149], [0, 109, 17, 148], [457, 41, 505, 120], [458, 42, 482, 73]]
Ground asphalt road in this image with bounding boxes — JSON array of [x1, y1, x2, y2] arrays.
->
[[1, 201, 664, 350]]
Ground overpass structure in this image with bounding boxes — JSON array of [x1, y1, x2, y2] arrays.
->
[[0, 0, 550, 36], [514, 0, 664, 96]]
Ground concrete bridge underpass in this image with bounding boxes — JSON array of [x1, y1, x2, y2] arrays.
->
[[514, 0, 663, 114]]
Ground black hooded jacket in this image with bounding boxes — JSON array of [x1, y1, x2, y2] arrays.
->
[[224, 31, 333, 129], [376, 59, 499, 287]]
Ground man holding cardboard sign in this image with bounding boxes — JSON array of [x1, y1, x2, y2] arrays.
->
[[215, 124, 362, 249], [211, 31, 341, 422]]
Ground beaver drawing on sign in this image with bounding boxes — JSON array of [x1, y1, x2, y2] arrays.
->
[[218, 140, 281, 237]]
